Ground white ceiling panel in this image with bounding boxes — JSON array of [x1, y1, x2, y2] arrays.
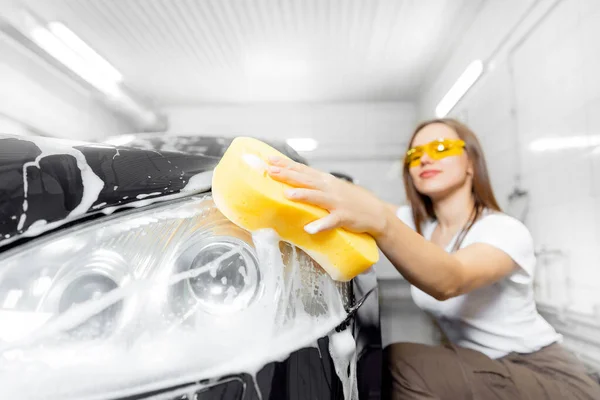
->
[[12, 0, 485, 105]]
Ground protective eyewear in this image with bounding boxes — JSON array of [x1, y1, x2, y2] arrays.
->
[[404, 138, 466, 167]]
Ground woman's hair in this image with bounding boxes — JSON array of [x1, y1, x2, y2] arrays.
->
[[402, 118, 501, 251]]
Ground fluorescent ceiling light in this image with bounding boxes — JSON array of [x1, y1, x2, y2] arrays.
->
[[48, 22, 122, 82], [29, 22, 122, 97], [529, 135, 600, 152], [286, 138, 318, 152], [435, 60, 484, 118]]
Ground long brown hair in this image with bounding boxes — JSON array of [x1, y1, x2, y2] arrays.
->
[[402, 118, 501, 251]]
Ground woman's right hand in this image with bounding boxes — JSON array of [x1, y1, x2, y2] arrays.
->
[[266, 156, 392, 237]]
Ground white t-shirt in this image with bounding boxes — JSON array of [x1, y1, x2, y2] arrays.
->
[[396, 205, 562, 359]]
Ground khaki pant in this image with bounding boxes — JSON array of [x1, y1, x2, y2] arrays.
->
[[382, 342, 600, 399]]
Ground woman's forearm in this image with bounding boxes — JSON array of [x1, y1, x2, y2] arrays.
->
[[374, 207, 465, 300]]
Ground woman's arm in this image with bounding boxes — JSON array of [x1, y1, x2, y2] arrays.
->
[[376, 208, 517, 300], [267, 156, 519, 300]]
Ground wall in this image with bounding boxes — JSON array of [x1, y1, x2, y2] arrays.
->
[[166, 102, 414, 160], [0, 33, 134, 140], [166, 101, 416, 279], [417, 0, 600, 367]]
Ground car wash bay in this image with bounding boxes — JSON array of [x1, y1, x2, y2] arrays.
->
[[0, 0, 599, 395]]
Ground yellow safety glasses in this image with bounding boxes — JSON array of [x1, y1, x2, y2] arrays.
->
[[404, 138, 466, 168]]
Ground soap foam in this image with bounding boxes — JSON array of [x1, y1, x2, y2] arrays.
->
[[182, 171, 213, 193], [329, 329, 359, 400], [242, 153, 268, 172], [5, 136, 104, 246], [136, 192, 162, 200], [0, 229, 349, 400]]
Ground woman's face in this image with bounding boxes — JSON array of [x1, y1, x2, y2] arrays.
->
[[408, 123, 472, 200]]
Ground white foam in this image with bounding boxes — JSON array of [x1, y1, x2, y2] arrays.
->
[[16, 213, 26, 231], [92, 202, 107, 210], [329, 329, 359, 400], [242, 153, 268, 172], [101, 206, 119, 215], [98, 190, 203, 217], [136, 192, 162, 200], [182, 171, 213, 193], [26, 220, 48, 236]]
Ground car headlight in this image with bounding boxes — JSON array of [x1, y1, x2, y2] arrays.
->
[[172, 235, 261, 315], [0, 195, 350, 400]]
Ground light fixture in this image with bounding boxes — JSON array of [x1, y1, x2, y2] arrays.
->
[[0, 10, 162, 130], [47, 22, 123, 83], [529, 135, 600, 152], [435, 60, 484, 118], [28, 22, 123, 97], [286, 138, 318, 152]]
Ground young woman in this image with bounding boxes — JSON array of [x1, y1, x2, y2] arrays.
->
[[266, 118, 600, 399]]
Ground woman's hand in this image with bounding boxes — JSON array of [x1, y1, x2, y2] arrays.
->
[[266, 156, 390, 237]]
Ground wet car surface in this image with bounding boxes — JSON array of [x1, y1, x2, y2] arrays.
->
[[0, 133, 382, 400]]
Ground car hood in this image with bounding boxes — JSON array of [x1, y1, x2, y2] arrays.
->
[[0, 134, 303, 248]]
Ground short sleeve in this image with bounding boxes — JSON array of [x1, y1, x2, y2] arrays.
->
[[396, 205, 416, 231], [461, 214, 537, 285]]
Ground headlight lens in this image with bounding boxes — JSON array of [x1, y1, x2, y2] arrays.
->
[[0, 195, 350, 400], [179, 236, 260, 314]]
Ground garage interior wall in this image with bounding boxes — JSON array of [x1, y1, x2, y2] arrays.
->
[[415, 0, 600, 369]]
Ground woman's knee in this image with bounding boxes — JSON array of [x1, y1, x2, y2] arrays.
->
[[383, 342, 474, 399], [383, 343, 441, 384]]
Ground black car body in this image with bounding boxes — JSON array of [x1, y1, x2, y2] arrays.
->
[[0, 133, 381, 400]]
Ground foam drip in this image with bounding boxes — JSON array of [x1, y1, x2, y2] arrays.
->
[[329, 329, 359, 400]]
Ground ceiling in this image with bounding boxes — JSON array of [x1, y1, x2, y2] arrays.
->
[[12, 0, 484, 106]]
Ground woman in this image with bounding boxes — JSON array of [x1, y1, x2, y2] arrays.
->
[[266, 118, 600, 399]]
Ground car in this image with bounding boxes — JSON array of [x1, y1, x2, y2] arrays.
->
[[0, 133, 382, 400]]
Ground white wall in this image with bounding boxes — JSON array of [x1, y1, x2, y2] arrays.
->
[[0, 33, 134, 140], [166, 102, 414, 160], [416, 0, 600, 365], [166, 102, 416, 280]]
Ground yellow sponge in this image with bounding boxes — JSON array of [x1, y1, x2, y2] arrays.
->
[[211, 137, 379, 282]]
